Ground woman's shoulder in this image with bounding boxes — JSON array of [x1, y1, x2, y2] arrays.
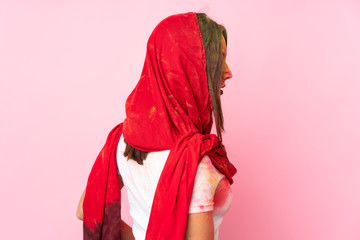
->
[[194, 155, 227, 190], [198, 155, 226, 179]]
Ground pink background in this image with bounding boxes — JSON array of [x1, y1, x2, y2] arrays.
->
[[1, 0, 359, 239]]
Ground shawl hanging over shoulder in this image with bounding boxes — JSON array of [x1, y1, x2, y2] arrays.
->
[[83, 12, 237, 240]]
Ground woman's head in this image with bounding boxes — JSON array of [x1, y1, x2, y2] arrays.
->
[[123, 12, 232, 163]]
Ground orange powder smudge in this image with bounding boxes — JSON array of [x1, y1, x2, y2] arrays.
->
[[149, 106, 156, 120]]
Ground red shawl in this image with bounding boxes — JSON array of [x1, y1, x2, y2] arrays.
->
[[83, 12, 237, 240]]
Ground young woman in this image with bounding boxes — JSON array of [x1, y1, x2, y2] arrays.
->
[[77, 12, 237, 240]]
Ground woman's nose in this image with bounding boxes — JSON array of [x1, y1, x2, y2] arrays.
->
[[223, 63, 233, 80]]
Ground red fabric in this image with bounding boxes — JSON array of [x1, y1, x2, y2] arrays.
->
[[83, 12, 237, 240], [83, 124, 123, 239]]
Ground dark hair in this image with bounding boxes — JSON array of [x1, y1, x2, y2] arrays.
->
[[196, 12, 227, 142], [123, 138, 149, 165], [124, 13, 227, 165]]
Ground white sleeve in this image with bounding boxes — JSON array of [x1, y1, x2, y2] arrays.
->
[[188, 155, 223, 213]]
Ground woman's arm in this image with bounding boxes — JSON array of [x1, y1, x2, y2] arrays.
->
[[120, 219, 135, 240], [76, 175, 134, 240], [185, 211, 214, 240], [77, 175, 125, 220], [76, 189, 86, 220]]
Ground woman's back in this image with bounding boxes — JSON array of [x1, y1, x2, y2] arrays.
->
[[117, 134, 232, 240]]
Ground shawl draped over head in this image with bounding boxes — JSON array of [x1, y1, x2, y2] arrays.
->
[[83, 12, 237, 240]]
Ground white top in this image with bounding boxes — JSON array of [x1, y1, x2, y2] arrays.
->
[[117, 134, 232, 240]]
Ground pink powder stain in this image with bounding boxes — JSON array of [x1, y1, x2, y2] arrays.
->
[[213, 178, 232, 215]]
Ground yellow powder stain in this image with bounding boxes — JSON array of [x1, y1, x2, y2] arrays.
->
[[186, 102, 193, 108], [100, 149, 106, 164], [206, 175, 217, 187], [202, 157, 218, 187], [149, 106, 156, 120], [148, 44, 155, 50], [166, 72, 175, 79]]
